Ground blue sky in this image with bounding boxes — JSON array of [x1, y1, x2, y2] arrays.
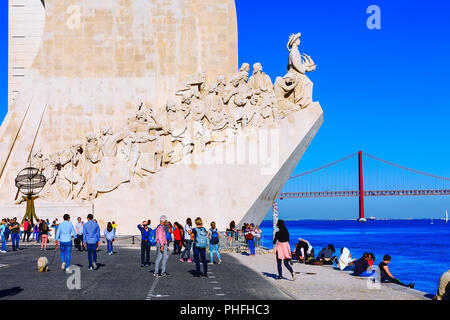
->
[[234, 0, 450, 220], [2, 1, 449, 220]]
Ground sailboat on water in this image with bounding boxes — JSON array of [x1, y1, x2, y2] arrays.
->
[[430, 217, 434, 224], [444, 210, 448, 223]]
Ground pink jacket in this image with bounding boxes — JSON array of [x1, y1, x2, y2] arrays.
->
[[156, 224, 167, 246]]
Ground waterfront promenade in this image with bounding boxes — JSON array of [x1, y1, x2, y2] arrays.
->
[[231, 252, 431, 300], [0, 241, 431, 300]]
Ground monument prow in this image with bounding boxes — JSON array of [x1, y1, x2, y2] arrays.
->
[[1, 3, 323, 234]]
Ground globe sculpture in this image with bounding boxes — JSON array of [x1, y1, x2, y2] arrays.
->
[[15, 167, 46, 224]]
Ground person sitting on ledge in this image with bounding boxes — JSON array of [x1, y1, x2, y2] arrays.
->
[[352, 253, 375, 277], [434, 269, 450, 300], [379, 255, 415, 288], [317, 244, 337, 265], [294, 238, 313, 263], [338, 247, 356, 270], [368, 252, 376, 271]]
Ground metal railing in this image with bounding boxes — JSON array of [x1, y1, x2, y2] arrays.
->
[[105, 232, 269, 254]]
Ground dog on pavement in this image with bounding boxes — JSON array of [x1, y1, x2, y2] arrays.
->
[[37, 256, 49, 272]]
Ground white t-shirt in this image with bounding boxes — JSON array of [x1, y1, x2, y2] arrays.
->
[[184, 224, 192, 241]]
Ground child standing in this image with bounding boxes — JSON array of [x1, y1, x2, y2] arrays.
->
[[192, 217, 208, 277], [207, 221, 222, 264], [104, 222, 116, 255]]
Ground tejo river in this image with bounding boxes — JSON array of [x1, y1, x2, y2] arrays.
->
[[260, 219, 450, 295]]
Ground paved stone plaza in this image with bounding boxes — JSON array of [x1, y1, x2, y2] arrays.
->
[[0, 244, 289, 300]]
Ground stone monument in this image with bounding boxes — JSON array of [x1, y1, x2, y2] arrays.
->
[[1, 1, 323, 234]]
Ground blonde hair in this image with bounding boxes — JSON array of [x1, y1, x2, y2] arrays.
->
[[210, 221, 216, 229], [195, 217, 202, 225]]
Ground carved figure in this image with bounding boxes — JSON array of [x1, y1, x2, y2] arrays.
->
[[287, 32, 316, 109]]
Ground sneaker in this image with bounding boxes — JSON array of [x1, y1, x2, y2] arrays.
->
[[208, 262, 214, 265], [276, 276, 283, 280], [40, 248, 43, 251], [93, 262, 97, 270], [187, 259, 193, 263], [153, 273, 160, 277], [161, 272, 170, 277], [194, 273, 201, 278], [291, 271, 296, 281], [65, 268, 71, 273], [218, 260, 222, 265], [179, 258, 184, 262], [202, 273, 208, 278], [61, 262, 66, 270], [141, 264, 145, 267], [88, 267, 93, 270]]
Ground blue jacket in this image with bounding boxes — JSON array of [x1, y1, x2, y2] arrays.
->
[[137, 224, 152, 241], [104, 228, 116, 241], [83, 220, 100, 244], [0, 224, 6, 237], [55, 221, 76, 243]]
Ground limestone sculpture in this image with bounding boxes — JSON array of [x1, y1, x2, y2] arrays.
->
[[32, 32, 318, 204]]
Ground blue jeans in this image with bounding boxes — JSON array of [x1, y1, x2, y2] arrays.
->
[[11, 233, 20, 250], [1, 234, 7, 251], [107, 240, 113, 254], [248, 239, 255, 255], [209, 243, 221, 262], [60, 241, 72, 267], [86, 243, 97, 268], [181, 240, 192, 260], [357, 270, 376, 277], [193, 245, 207, 276]]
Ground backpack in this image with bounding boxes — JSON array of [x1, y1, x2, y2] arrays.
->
[[149, 228, 156, 246], [245, 232, 254, 241], [210, 229, 219, 245], [194, 227, 208, 248]]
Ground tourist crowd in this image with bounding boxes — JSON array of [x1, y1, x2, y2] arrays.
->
[[3, 214, 448, 299], [270, 220, 416, 288]]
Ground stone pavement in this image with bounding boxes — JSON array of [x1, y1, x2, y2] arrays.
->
[[230, 252, 432, 300], [0, 244, 289, 300]]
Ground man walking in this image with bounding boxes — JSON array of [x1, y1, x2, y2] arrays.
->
[[154, 215, 169, 277], [74, 217, 84, 251], [0, 219, 8, 253], [83, 214, 100, 270], [137, 220, 152, 267], [9, 218, 20, 251], [55, 214, 77, 272]]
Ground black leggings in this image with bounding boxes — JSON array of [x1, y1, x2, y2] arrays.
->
[[276, 253, 294, 277], [382, 277, 408, 287]]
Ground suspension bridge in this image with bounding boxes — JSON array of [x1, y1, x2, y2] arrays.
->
[[273, 151, 450, 222]]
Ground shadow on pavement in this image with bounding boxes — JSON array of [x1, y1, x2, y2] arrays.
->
[[262, 272, 279, 279], [0, 287, 24, 298]]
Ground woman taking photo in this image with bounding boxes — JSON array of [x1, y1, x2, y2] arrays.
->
[[273, 220, 295, 280]]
